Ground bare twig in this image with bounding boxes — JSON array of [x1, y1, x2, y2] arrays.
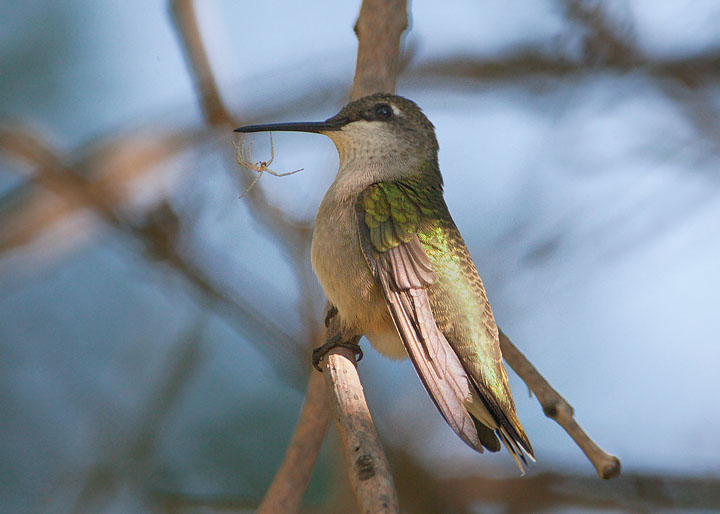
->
[[499, 329, 621, 479], [351, 0, 408, 100], [561, 0, 637, 65], [323, 344, 400, 513], [0, 126, 199, 254], [409, 51, 720, 84], [169, 0, 232, 126]]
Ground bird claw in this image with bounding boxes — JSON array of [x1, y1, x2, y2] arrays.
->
[[324, 305, 338, 327], [312, 335, 363, 372]]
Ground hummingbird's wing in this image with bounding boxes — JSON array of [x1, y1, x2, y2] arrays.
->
[[356, 180, 533, 467]]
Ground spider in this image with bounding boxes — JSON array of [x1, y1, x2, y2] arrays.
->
[[233, 133, 303, 199]]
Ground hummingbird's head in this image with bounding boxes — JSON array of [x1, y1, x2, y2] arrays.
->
[[322, 93, 439, 167], [235, 93, 439, 174]]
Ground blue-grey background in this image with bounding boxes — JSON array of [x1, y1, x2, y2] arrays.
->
[[2, 1, 719, 512]]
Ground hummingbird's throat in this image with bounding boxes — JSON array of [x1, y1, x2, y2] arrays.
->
[[326, 121, 421, 180]]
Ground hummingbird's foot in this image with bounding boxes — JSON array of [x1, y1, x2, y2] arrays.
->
[[324, 305, 338, 327], [312, 335, 363, 372]]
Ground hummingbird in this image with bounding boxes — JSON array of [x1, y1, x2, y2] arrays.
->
[[235, 93, 534, 470]]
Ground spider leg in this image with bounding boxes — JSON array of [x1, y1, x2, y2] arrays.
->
[[238, 169, 264, 199], [267, 168, 303, 177], [246, 137, 256, 166], [265, 132, 275, 167], [232, 138, 245, 167]]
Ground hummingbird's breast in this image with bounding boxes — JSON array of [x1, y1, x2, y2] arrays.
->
[[311, 179, 406, 358]]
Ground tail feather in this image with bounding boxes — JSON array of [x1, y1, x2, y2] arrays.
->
[[466, 385, 535, 473], [470, 416, 501, 452], [498, 426, 535, 474]]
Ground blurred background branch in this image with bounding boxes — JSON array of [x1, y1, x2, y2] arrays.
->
[[169, 0, 233, 126], [0, 125, 308, 380]]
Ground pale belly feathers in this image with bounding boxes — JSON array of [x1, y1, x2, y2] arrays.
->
[[310, 188, 407, 359]]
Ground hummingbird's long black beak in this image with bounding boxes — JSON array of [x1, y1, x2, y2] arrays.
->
[[234, 118, 346, 134]]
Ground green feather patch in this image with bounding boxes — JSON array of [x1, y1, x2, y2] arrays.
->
[[360, 182, 426, 252]]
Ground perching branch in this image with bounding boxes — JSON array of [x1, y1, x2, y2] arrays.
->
[[499, 329, 621, 479], [257, 0, 408, 511], [322, 2, 409, 509], [323, 342, 399, 513]]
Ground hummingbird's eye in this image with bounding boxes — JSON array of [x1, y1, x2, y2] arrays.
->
[[374, 103, 393, 120]]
